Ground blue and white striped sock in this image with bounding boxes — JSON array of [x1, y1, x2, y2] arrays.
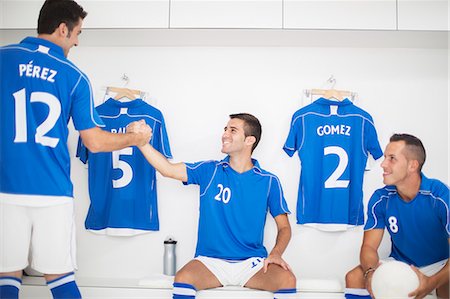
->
[[47, 272, 81, 299], [172, 282, 196, 299], [344, 288, 371, 299], [274, 288, 297, 299], [0, 277, 21, 299]]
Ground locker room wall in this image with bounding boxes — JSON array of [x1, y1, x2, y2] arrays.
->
[[2, 30, 448, 285]]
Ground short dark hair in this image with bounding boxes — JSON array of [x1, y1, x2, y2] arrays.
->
[[38, 0, 87, 34], [390, 133, 426, 172], [229, 113, 262, 152]]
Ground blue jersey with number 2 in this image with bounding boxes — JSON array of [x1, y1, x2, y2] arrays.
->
[[284, 98, 383, 230]]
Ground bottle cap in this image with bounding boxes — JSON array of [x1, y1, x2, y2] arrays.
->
[[164, 238, 177, 244]]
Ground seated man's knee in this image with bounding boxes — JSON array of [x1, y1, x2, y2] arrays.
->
[[276, 270, 297, 289], [345, 266, 365, 288], [174, 268, 196, 285]]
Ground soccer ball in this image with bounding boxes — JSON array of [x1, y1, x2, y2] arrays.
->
[[371, 260, 420, 299]]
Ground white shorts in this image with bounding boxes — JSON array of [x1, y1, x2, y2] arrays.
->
[[381, 257, 447, 276], [0, 201, 77, 274], [195, 256, 265, 287]]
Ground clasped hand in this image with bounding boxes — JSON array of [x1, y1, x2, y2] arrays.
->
[[126, 120, 152, 147]]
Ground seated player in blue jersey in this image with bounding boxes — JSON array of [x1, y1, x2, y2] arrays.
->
[[128, 113, 297, 299], [0, 1, 151, 299], [344, 134, 449, 299]]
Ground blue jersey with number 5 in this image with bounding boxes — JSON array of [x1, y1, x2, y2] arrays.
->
[[77, 98, 172, 235], [184, 157, 290, 260], [283, 98, 383, 230], [0, 37, 102, 201], [365, 174, 449, 267]]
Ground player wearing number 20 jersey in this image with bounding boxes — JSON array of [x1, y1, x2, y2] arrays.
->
[[283, 98, 383, 231], [365, 174, 449, 267], [0, 37, 103, 203], [77, 98, 172, 235], [184, 156, 290, 259]]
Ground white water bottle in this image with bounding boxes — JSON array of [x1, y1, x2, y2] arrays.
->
[[163, 238, 177, 276]]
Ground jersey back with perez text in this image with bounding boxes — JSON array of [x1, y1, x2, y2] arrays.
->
[[283, 98, 383, 230], [0, 37, 102, 203], [77, 98, 172, 236]]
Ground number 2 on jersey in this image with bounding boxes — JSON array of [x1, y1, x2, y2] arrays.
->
[[324, 146, 350, 188], [13, 88, 61, 148]]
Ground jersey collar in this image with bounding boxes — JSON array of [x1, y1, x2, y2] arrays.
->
[[316, 97, 352, 106], [105, 97, 144, 108], [21, 37, 65, 58], [220, 156, 262, 173]]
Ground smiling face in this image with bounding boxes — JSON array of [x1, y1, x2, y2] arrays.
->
[[60, 19, 83, 57], [380, 140, 417, 187], [221, 118, 254, 155]]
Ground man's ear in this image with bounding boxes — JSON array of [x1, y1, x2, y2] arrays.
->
[[245, 135, 256, 147], [56, 22, 69, 38], [408, 159, 420, 173]]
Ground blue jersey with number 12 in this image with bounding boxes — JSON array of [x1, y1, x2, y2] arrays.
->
[[0, 37, 102, 202], [283, 98, 383, 230]]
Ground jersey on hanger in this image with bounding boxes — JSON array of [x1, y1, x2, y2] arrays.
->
[[283, 97, 383, 231], [365, 174, 449, 267], [77, 98, 172, 236], [184, 156, 290, 260], [0, 37, 102, 203]]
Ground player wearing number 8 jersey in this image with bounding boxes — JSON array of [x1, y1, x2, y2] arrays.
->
[[129, 113, 297, 299], [345, 134, 449, 299], [0, 1, 151, 298], [283, 97, 383, 231]]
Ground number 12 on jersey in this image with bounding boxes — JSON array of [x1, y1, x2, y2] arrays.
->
[[13, 88, 61, 148]]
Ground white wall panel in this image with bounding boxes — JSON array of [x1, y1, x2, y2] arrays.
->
[[398, 0, 448, 31], [170, 0, 282, 28], [284, 0, 397, 30], [79, 1, 169, 28]]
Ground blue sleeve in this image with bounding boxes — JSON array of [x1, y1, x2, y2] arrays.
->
[[364, 118, 383, 160], [283, 114, 303, 157], [76, 136, 89, 164], [434, 182, 450, 237], [70, 75, 104, 131], [184, 161, 216, 186], [153, 114, 172, 159], [364, 190, 387, 230], [267, 175, 291, 217]]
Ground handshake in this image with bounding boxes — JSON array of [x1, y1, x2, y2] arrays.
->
[[127, 119, 152, 147]]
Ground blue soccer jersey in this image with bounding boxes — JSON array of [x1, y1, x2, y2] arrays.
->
[[283, 98, 383, 230], [0, 37, 102, 202], [77, 98, 172, 235], [365, 174, 449, 267], [184, 156, 290, 260]]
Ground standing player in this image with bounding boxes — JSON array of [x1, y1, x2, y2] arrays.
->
[[345, 134, 449, 299], [0, 1, 151, 298], [128, 113, 297, 299]]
